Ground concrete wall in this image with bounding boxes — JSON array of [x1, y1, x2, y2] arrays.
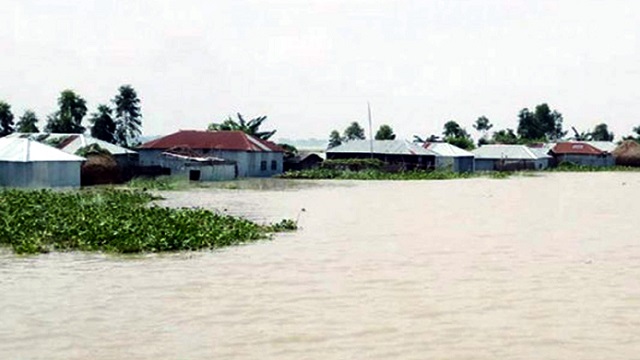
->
[[0, 161, 82, 188], [556, 154, 614, 167], [138, 149, 283, 178]]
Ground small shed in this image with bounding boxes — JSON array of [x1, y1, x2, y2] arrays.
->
[[472, 145, 551, 171], [284, 152, 324, 172], [160, 152, 237, 181], [0, 137, 85, 188], [423, 142, 475, 172]]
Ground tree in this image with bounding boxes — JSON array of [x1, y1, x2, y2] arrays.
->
[[328, 130, 343, 148], [492, 128, 518, 144], [343, 121, 365, 141], [45, 90, 87, 133], [442, 120, 474, 150], [374, 124, 396, 140], [413, 134, 440, 143], [0, 101, 15, 137], [89, 104, 116, 143], [571, 126, 592, 141], [15, 110, 39, 133], [591, 123, 614, 141], [473, 116, 493, 146], [473, 116, 493, 132], [208, 113, 276, 140], [517, 104, 566, 141], [112, 85, 142, 148]]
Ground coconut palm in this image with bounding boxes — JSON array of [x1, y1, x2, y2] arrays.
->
[[208, 113, 276, 140]]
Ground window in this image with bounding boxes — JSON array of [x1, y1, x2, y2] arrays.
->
[[260, 161, 267, 171], [271, 160, 277, 170]]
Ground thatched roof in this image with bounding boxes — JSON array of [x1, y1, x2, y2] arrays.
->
[[613, 140, 640, 166]]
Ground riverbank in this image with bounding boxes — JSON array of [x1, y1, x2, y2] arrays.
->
[[0, 189, 296, 254]]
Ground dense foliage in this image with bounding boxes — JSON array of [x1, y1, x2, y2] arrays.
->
[[375, 124, 396, 140], [45, 90, 87, 133], [0, 189, 295, 254], [113, 85, 143, 148], [0, 101, 15, 137], [15, 110, 39, 133], [89, 104, 117, 143]]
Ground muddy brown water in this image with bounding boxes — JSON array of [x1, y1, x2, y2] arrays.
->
[[2, 173, 640, 359]]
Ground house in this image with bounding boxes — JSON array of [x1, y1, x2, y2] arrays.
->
[[472, 144, 552, 171], [284, 151, 324, 172], [6, 133, 138, 168], [423, 142, 475, 172], [0, 137, 85, 188], [550, 142, 614, 167], [326, 140, 437, 170], [138, 130, 285, 177]]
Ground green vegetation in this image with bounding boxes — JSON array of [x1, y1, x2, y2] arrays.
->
[[207, 113, 276, 140], [0, 101, 15, 137], [127, 176, 191, 190], [549, 162, 640, 172], [0, 189, 296, 255]]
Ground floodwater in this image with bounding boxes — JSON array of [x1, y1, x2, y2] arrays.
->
[[2, 173, 640, 359]]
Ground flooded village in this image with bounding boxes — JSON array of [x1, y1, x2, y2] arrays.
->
[[3, 1, 640, 359]]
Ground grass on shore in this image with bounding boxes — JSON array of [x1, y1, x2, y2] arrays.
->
[[277, 168, 511, 180], [0, 189, 296, 255]]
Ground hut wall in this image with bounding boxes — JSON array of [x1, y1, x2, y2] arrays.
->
[[0, 161, 82, 188]]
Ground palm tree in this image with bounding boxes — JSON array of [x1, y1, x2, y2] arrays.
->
[[208, 113, 276, 140]]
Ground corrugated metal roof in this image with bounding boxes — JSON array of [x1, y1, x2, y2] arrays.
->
[[552, 142, 605, 155], [327, 140, 438, 156], [423, 142, 474, 157], [472, 145, 551, 160], [580, 141, 616, 153], [139, 130, 284, 152], [0, 137, 85, 162], [6, 133, 137, 156]]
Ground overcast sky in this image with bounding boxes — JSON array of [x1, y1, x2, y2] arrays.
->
[[2, 0, 640, 141]]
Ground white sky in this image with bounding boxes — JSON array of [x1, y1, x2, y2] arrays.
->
[[2, 0, 640, 141]]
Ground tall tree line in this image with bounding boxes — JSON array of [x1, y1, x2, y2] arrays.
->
[[0, 85, 142, 148]]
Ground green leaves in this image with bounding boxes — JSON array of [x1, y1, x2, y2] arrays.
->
[[0, 189, 295, 254]]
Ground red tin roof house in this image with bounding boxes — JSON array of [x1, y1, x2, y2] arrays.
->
[[550, 142, 614, 167], [139, 130, 285, 177]]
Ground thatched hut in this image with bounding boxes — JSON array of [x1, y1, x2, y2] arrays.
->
[[76, 144, 121, 185], [613, 140, 640, 167]]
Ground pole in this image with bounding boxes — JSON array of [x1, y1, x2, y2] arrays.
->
[[368, 102, 373, 159]]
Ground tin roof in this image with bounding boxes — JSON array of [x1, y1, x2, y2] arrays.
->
[[551, 142, 606, 155], [0, 137, 85, 162], [7, 133, 138, 156], [139, 130, 284, 152], [423, 142, 474, 157], [327, 140, 438, 156], [472, 144, 551, 160]]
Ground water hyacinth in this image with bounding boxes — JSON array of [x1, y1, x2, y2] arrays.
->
[[0, 189, 296, 254]]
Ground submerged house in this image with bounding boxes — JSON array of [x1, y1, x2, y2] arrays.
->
[[423, 142, 475, 172], [284, 151, 324, 172], [550, 142, 614, 167], [0, 137, 85, 188], [326, 140, 437, 170], [138, 130, 285, 177], [472, 144, 551, 171]]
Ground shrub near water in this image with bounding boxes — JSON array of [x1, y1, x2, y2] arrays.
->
[[0, 189, 295, 254]]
